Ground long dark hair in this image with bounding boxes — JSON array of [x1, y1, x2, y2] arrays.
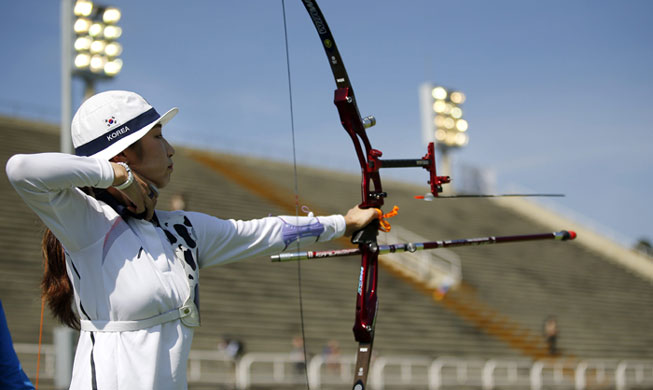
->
[[41, 228, 80, 330]]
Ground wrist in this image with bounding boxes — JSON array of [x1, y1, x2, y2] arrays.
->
[[114, 162, 134, 190]]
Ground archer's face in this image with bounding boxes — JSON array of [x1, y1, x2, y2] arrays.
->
[[125, 125, 175, 188]]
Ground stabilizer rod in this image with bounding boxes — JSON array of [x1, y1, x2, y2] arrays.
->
[[271, 230, 577, 262]]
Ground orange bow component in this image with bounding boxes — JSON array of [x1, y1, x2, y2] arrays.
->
[[375, 205, 399, 232]]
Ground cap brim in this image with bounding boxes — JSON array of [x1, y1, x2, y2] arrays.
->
[[91, 107, 178, 160]]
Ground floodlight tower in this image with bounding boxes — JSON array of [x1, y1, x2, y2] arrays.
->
[[56, 0, 122, 385], [61, 0, 123, 154]]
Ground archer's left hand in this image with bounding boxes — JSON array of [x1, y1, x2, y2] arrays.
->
[[344, 205, 378, 237]]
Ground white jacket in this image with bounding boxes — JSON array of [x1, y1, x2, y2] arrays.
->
[[6, 153, 345, 389]]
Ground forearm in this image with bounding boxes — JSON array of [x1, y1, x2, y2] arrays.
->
[[5, 153, 117, 252], [193, 212, 346, 268], [6, 153, 114, 194]]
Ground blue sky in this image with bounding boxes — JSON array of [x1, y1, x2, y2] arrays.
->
[[1, 1, 651, 247]]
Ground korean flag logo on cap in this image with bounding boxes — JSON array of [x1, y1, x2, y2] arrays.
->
[[105, 116, 118, 127]]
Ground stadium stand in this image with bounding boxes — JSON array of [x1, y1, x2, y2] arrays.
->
[[1, 115, 652, 389]]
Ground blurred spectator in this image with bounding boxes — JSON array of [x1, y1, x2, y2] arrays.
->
[[170, 192, 188, 211], [217, 336, 244, 360], [290, 335, 306, 375], [0, 300, 35, 390], [543, 315, 559, 356], [322, 339, 341, 374], [634, 238, 653, 257]]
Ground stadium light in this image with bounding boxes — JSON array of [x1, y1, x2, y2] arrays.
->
[[72, 0, 123, 79], [420, 83, 469, 150]]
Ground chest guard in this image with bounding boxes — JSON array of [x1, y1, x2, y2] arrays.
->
[[79, 211, 201, 332], [156, 211, 201, 328]]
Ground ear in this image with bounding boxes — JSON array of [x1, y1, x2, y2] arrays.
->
[[110, 152, 129, 164]]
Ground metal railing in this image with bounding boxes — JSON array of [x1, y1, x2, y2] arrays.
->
[[14, 343, 56, 380], [14, 344, 653, 390]]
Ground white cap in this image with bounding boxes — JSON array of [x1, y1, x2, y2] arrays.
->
[[72, 90, 178, 160]]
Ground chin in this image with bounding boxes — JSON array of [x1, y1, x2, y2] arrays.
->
[[157, 177, 171, 189]]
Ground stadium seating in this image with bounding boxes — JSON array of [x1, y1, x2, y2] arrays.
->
[[1, 115, 652, 388]]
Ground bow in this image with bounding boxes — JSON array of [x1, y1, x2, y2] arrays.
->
[[297, 2, 452, 388], [283, 2, 576, 389]]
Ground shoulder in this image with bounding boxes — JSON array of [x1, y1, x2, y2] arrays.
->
[[155, 209, 226, 234], [154, 209, 186, 223], [157, 210, 228, 225]]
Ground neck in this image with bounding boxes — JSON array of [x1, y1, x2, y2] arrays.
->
[[106, 187, 132, 207], [99, 188, 157, 220]]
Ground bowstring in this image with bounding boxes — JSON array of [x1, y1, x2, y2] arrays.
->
[[35, 295, 45, 389], [281, 1, 310, 388]]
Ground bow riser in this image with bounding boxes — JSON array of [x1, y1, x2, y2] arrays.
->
[[334, 88, 384, 208], [354, 251, 378, 343], [335, 96, 381, 348]]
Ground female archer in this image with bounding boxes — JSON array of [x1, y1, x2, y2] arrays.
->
[[6, 90, 376, 389]]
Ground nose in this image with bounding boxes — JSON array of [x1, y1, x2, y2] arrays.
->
[[165, 138, 175, 157]]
